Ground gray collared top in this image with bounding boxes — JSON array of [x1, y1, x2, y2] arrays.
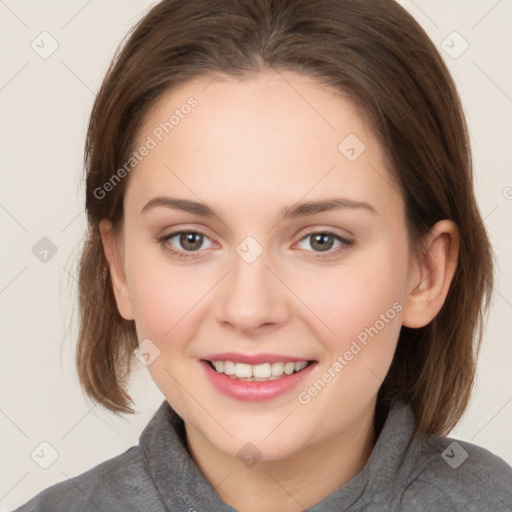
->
[[13, 399, 512, 511]]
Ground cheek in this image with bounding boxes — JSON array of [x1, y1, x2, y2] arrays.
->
[[292, 251, 405, 421], [290, 236, 408, 413], [293, 237, 408, 343], [125, 224, 409, 359], [123, 239, 205, 343]]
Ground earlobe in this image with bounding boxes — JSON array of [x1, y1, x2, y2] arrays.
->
[[99, 219, 135, 321], [402, 220, 460, 328]]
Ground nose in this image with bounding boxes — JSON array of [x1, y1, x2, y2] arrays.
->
[[214, 242, 290, 334]]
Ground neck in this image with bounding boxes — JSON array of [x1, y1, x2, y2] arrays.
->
[[185, 401, 377, 512]]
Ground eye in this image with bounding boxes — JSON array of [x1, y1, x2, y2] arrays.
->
[[157, 230, 213, 259], [295, 231, 354, 259], [157, 229, 354, 261]]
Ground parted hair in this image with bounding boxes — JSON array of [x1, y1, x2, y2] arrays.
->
[[77, 0, 494, 440]]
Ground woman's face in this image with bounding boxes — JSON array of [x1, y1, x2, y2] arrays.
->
[[106, 70, 417, 461]]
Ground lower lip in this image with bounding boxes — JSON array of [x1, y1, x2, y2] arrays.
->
[[201, 360, 316, 401]]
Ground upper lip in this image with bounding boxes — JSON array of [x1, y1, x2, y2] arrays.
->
[[201, 352, 313, 365]]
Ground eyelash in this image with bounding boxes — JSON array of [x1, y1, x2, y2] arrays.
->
[[156, 229, 354, 261]]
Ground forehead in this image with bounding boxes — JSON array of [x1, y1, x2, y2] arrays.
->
[[126, 70, 403, 221]]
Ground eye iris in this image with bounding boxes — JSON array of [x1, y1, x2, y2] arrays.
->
[[180, 232, 203, 251], [311, 233, 334, 252]]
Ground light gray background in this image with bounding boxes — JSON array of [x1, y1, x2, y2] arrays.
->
[[1, 0, 511, 509]]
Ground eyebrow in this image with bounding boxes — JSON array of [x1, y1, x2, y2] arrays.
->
[[140, 196, 377, 220]]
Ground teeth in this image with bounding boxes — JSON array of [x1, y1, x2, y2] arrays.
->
[[210, 359, 310, 380], [235, 363, 252, 378], [224, 361, 235, 375], [271, 362, 284, 376], [284, 362, 295, 375], [253, 363, 271, 378], [295, 361, 308, 372]]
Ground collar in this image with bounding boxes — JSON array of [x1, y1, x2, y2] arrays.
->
[[139, 399, 421, 511]]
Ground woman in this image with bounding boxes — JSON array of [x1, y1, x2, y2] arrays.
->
[[15, 0, 512, 510]]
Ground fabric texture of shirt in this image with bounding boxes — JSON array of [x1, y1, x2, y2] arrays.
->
[[13, 399, 512, 511]]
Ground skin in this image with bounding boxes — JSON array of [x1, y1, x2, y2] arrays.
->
[[100, 70, 460, 512]]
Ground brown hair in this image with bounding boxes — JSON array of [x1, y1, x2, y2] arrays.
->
[[77, 0, 494, 439]]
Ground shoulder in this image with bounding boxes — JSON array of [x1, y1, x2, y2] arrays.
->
[[13, 445, 164, 512], [399, 433, 512, 511]]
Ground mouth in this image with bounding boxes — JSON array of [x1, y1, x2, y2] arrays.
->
[[200, 355, 317, 401], [204, 359, 315, 382]]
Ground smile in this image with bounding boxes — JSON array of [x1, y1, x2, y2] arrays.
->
[[208, 360, 310, 381], [201, 356, 317, 401]]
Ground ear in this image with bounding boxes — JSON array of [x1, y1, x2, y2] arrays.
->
[[99, 219, 134, 321], [402, 220, 460, 328]]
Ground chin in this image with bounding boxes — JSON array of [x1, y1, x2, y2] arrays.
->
[[224, 436, 306, 464], [214, 420, 315, 462]]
